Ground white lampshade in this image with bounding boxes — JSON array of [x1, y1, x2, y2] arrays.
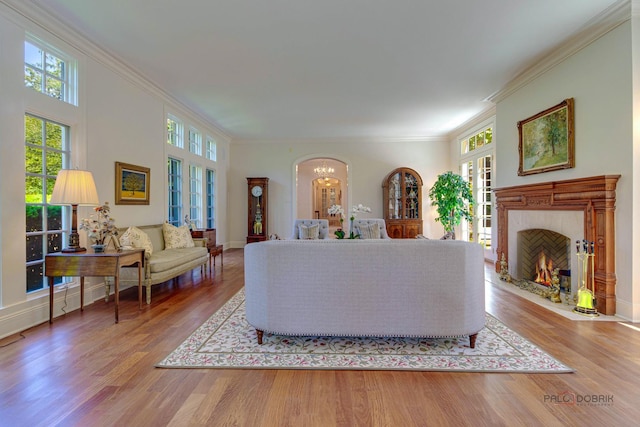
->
[[50, 169, 100, 206]]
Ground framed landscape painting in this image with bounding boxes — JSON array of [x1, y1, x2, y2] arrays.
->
[[518, 98, 574, 176], [115, 162, 150, 205]]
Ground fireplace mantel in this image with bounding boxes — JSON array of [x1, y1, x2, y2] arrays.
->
[[493, 175, 620, 315]]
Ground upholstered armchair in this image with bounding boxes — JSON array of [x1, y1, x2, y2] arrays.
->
[[352, 219, 391, 239], [290, 219, 330, 239]]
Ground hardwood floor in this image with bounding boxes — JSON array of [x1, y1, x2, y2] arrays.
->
[[1, 249, 639, 427]]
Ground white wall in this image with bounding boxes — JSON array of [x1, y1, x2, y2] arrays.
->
[[494, 22, 637, 320], [0, 4, 230, 338], [229, 138, 450, 247]]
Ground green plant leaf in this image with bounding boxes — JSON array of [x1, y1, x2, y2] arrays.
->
[[428, 171, 474, 234]]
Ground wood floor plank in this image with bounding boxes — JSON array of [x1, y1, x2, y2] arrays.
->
[[0, 248, 638, 426]]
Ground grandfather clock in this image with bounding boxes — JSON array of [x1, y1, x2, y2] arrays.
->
[[247, 177, 269, 243]]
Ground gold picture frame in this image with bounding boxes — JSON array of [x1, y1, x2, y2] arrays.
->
[[115, 162, 150, 205], [518, 98, 575, 176]]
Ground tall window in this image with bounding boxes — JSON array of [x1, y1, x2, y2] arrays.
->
[[167, 115, 184, 148], [24, 38, 77, 105], [460, 125, 494, 260], [206, 169, 215, 229], [168, 157, 182, 226], [189, 128, 202, 156], [205, 136, 217, 161], [25, 114, 69, 292], [189, 165, 202, 228]]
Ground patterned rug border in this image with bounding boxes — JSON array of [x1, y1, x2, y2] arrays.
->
[[157, 289, 574, 373]]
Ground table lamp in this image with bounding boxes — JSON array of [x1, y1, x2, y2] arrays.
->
[[49, 169, 100, 252]]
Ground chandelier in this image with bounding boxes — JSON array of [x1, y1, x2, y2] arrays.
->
[[314, 162, 334, 178]]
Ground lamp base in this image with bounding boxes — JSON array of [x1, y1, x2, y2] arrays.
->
[[62, 230, 85, 252]]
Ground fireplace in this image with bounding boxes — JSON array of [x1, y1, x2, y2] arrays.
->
[[517, 228, 571, 292], [494, 175, 620, 315]]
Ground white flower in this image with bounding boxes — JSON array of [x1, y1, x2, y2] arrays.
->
[[328, 204, 345, 219], [349, 203, 371, 222], [79, 202, 118, 244], [351, 204, 371, 214]]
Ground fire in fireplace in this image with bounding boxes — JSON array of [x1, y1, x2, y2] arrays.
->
[[534, 251, 554, 285], [517, 229, 571, 287]]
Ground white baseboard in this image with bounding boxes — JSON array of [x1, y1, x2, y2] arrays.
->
[[0, 279, 116, 339]]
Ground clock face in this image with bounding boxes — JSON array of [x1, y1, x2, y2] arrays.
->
[[251, 185, 263, 197]]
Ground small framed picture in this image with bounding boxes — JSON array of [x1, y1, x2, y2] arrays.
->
[[115, 162, 150, 205], [518, 98, 575, 176]]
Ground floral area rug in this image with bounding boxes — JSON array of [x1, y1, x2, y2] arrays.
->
[[157, 290, 574, 373]]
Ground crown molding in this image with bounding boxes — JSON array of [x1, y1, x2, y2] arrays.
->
[[233, 135, 448, 145], [1, 0, 230, 140], [446, 106, 497, 141], [487, 0, 631, 103]]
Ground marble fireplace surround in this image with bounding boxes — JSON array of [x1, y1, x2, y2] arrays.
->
[[494, 175, 620, 315]]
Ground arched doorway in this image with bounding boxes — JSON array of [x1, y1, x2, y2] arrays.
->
[[295, 158, 348, 230]]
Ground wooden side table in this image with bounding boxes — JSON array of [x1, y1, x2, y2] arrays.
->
[[45, 248, 144, 324], [191, 228, 223, 273], [211, 245, 223, 268]]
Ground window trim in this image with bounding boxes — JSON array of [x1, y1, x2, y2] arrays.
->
[[25, 113, 71, 292], [24, 35, 78, 106]]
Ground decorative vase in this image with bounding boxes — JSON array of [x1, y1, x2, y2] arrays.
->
[[91, 244, 106, 253]]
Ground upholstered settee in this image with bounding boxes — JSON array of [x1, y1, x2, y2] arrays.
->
[[352, 218, 391, 239], [290, 219, 330, 239], [108, 224, 209, 304], [244, 239, 485, 347]]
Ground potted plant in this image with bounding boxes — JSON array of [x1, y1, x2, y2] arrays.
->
[[428, 171, 474, 239], [79, 202, 119, 251]]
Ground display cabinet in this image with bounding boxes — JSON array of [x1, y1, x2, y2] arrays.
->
[[382, 167, 423, 238]]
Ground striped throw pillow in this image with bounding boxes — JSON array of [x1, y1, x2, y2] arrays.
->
[[358, 223, 380, 239], [298, 223, 320, 239]]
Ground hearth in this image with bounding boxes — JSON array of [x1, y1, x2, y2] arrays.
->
[[494, 175, 620, 315]]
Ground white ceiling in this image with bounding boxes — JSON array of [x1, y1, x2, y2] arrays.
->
[[30, 0, 622, 141]]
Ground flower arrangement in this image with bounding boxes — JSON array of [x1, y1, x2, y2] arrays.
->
[[349, 204, 371, 239], [328, 203, 371, 239], [79, 202, 118, 245]]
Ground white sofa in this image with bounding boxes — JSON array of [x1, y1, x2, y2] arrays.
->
[[244, 239, 485, 347]]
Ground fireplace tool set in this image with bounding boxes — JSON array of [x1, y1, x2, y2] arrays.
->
[[573, 240, 599, 317]]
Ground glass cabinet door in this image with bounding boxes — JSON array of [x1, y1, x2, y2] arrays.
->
[[404, 172, 419, 219], [387, 172, 401, 219], [383, 167, 423, 238]]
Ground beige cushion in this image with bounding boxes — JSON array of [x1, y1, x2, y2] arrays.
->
[[162, 223, 195, 248], [119, 226, 153, 255], [148, 248, 207, 273], [357, 222, 380, 239], [298, 223, 319, 239]]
